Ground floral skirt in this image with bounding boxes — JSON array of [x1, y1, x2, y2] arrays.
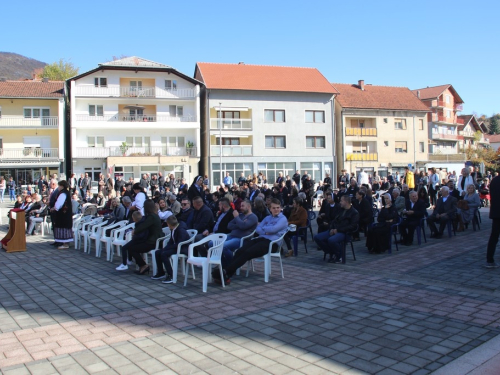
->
[[54, 227, 73, 243]]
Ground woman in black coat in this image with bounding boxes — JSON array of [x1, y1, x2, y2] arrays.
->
[[188, 175, 204, 202], [365, 193, 399, 253]]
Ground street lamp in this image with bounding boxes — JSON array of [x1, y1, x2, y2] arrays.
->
[[219, 102, 222, 186]]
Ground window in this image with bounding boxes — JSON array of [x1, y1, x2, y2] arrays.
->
[[446, 95, 450, 104], [94, 77, 107, 87], [84, 167, 102, 182], [216, 137, 240, 146], [88, 105, 104, 116], [125, 136, 151, 151], [419, 119, 424, 130], [265, 136, 286, 148], [169, 105, 183, 117], [395, 141, 407, 153], [419, 142, 425, 153], [88, 136, 104, 148], [165, 80, 177, 90], [394, 118, 407, 130], [211, 162, 253, 187], [264, 110, 285, 123], [446, 110, 451, 118], [352, 142, 367, 153], [24, 107, 50, 118], [161, 136, 185, 155], [306, 136, 325, 148], [305, 110, 325, 123]]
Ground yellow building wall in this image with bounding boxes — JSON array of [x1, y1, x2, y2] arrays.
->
[[119, 78, 155, 87], [118, 104, 156, 116], [0, 98, 59, 116], [1, 129, 59, 148]]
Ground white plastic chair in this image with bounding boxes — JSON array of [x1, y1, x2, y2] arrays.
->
[[235, 230, 256, 276], [246, 229, 288, 282], [78, 217, 103, 251], [110, 223, 135, 262], [87, 220, 109, 255], [184, 233, 227, 292], [313, 191, 324, 208], [146, 228, 172, 275], [99, 220, 128, 260], [170, 229, 197, 283]]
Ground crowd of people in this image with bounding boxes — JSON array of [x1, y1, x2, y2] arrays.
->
[[2, 164, 499, 283]]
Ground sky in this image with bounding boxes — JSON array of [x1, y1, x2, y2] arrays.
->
[[2, 0, 498, 116]]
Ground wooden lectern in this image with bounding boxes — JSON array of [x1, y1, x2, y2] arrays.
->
[[1, 209, 27, 253]]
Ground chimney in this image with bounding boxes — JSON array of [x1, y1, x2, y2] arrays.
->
[[42, 77, 49, 83], [417, 90, 420, 99], [238, 62, 245, 65], [358, 80, 365, 90], [0, 77, 6, 82]]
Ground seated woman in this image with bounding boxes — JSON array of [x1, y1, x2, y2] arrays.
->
[[156, 198, 173, 226], [457, 184, 481, 231], [13, 195, 23, 209], [26, 197, 49, 235], [365, 193, 399, 254], [283, 197, 308, 257], [417, 187, 430, 209]]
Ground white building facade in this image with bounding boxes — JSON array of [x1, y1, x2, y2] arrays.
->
[[67, 57, 201, 181], [195, 63, 337, 187]]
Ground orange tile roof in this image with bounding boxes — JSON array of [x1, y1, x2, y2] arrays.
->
[[195, 62, 338, 94], [333, 83, 429, 111], [0, 80, 64, 98], [411, 84, 464, 104], [487, 134, 500, 143]]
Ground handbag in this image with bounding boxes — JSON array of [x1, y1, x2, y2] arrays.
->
[[457, 200, 469, 210]]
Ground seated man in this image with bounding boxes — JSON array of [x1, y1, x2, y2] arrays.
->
[[392, 188, 406, 216], [220, 199, 258, 267], [213, 198, 288, 284], [317, 192, 341, 233], [314, 195, 359, 263], [447, 181, 461, 200], [176, 197, 193, 225], [427, 186, 457, 238], [151, 216, 191, 284], [400, 191, 426, 245]]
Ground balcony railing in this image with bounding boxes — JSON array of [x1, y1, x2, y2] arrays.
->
[[211, 145, 253, 156], [432, 100, 446, 107], [73, 86, 196, 99], [73, 147, 197, 158], [345, 153, 378, 161], [0, 116, 58, 127], [431, 133, 463, 141], [210, 118, 252, 130], [75, 114, 195, 122], [345, 128, 377, 136], [455, 104, 463, 111], [428, 153, 466, 162], [430, 114, 463, 125], [0, 148, 59, 159]]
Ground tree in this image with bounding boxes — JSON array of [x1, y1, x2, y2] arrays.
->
[[465, 142, 498, 169], [489, 115, 500, 135], [35, 59, 79, 80]]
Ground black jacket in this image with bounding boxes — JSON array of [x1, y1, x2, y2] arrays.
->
[[353, 197, 373, 225], [330, 206, 359, 234], [432, 196, 457, 219], [188, 184, 203, 202], [404, 199, 426, 224], [489, 176, 500, 219], [134, 214, 162, 245], [189, 204, 214, 233], [213, 209, 234, 234]]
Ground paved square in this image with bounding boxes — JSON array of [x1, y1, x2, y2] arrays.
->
[[1, 203, 499, 374]]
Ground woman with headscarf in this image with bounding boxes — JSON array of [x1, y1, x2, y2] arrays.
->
[[50, 180, 73, 249], [188, 175, 204, 202]]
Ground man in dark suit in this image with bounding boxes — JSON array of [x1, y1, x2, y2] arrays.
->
[[427, 186, 457, 238], [317, 192, 342, 233], [486, 175, 500, 268], [151, 216, 191, 283], [207, 198, 234, 235], [447, 181, 461, 200], [400, 191, 427, 245]]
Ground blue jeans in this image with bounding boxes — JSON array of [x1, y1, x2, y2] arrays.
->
[[9, 189, 15, 201], [0, 188, 4, 202], [221, 236, 243, 268], [314, 230, 346, 259]]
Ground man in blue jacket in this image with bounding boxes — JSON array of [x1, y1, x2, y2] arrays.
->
[[213, 198, 287, 283]]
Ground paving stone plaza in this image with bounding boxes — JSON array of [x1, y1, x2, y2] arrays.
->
[[1, 201, 499, 374]]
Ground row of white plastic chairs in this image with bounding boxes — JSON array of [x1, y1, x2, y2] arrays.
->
[[71, 214, 290, 293]]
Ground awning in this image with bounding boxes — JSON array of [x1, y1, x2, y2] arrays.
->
[[0, 161, 61, 168], [212, 107, 249, 112], [390, 163, 411, 167], [123, 105, 146, 110]]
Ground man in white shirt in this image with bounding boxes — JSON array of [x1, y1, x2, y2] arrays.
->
[[358, 170, 369, 186]]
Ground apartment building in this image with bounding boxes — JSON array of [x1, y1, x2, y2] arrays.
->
[[0, 79, 65, 184], [411, 84, 466, 171], [67, 57, 201, 181], [194, 62, 338, 187], [334, 80, 429, 178]]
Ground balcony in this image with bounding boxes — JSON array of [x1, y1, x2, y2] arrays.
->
[[455, 104, 463, 111], [345, 128, 377, 137], [431, 133, 463, 141], [73, 147, 197, 159], [430, 114, 463, 125], [73, 86, 196, 99], [428, 153, 467, 162], [211, 145, 253, 156], [75, 114, 195, 123], [432, 100, 446, 108], [0, 148, 59, 159], [210, 118, 252, 130], [345, 153, 378, 161], [0, 116, 58, 128]]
